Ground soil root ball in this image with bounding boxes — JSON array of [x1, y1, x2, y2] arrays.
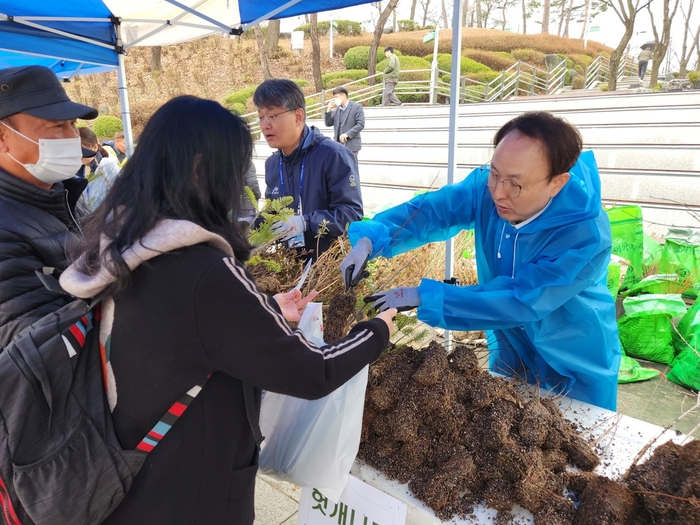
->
[[533, 492, 575, 525], [448, 343, 481, 374], [627, 439, 700, 524], [564, 434, 600, 471], [573, 476, 637, 525], [359, 343, 606, 522], [412, 341, 450, 385], [409, 451, 476, 518], [368, 357, 414, 411], [519, 399, 553, 447], [323, 291, 356, 344]]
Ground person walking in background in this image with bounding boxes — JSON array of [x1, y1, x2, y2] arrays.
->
[[638, 46, 652, 81], [0, 65, 97, 347], [324, 86, 365, 164], [59, 95, 396, 524], [254, 79, 363, 259], [382, 46, 402, 106]]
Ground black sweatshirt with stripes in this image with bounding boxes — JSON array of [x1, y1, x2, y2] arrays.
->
[[96, 243, 390, 524]]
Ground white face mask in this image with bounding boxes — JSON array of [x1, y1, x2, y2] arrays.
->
[[334, 98, 343, 107], [1, 121, 82, 184]]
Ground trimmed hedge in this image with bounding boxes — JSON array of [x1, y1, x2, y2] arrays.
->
[[467, 70, 502, 83], [376, 55, 431, 81], [426, 53, 491, 76], [92, 115, 123, 139], [322, 69, 369, 88], [224, 85, 257, 106], [568, 54, 594, 69], [463, 49, 517, 71], [228, 102, 246, 115], [511, 48, 546, 66], [343, 46, 402, 69]]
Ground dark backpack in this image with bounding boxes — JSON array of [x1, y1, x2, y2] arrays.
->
[[0, 298, 145, 525], [0, 295, 263, 525]]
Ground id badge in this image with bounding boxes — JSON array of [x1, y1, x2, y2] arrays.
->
[[287, 203, 305, 249]]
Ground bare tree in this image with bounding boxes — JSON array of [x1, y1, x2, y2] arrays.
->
[[475, 0, 483, 26], [253, 25, 273, 80], [556, 0, 567, 34], [542, 0, 551, 33], [462, 0, 470, 27], [265, 20, 281, 56], [411, 0, 419, 22], [441, 0, 450, 27], [310, 14, 323, 92], [150, 46, 162, 73], [368, 0, 400, 84], [561, 0, 576, 37], [492, 0, 517, 29], [580, 0, 592, 37], [647, 0, 680, 87], [603, 0, 652, 91], [522, 0, 529, 31], [677, 0, 699, 77]]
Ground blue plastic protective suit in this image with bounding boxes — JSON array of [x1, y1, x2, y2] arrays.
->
[[348, 150, 621, 410]]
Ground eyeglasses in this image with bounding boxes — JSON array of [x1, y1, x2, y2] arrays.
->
[[254, 109, 296, 125], [484, 166, 549, 198]]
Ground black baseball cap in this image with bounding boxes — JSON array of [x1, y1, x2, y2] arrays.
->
[[0, 66, 98, 121]]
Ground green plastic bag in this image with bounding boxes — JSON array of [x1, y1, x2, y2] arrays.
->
[[618, 294, 688, 364], [672, 296, 700, 355], [668, 347, 700, 391], [606, 206, 644, 289], [618, 354, 660, 383], [623, 274, 680, 297], [606, 261, 621, 299], [658, 228, 700, 300], [643, 233, 662, 273]]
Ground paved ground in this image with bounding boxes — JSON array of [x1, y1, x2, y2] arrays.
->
[[253, 349, 700, 525]]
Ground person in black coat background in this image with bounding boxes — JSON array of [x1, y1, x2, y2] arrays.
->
[[0, 65, 97, 347], [324, 86, 365, 164]]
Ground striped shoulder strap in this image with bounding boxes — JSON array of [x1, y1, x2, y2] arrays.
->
[[136, 380, 264, 453]]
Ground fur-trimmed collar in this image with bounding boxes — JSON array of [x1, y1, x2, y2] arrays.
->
[[60, 219, 233, 299]]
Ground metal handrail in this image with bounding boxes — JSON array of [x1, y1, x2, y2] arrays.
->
[[585, 55, 638, 89], [243, 56, 631, 133]]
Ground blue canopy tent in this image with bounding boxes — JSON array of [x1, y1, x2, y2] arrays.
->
[[0, 0, 382, 151]]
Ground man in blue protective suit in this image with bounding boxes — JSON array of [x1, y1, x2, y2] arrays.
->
[[340, 111, 621, 410]]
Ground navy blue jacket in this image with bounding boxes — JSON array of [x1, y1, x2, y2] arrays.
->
[[264, 126, 363, 256]]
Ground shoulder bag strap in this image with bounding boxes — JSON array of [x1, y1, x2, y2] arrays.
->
[[136, 379, 264, 453]]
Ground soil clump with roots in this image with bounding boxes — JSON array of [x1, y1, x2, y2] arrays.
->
[[359, 342, 699, 524]]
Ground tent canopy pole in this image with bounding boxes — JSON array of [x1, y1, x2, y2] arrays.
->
[[444, 1, 464, 353]]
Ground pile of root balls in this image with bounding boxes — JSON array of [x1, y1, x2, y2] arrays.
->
[[359, 342, 700, 525]]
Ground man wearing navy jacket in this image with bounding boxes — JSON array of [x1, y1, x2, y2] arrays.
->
[[254, 79, 363, 259]]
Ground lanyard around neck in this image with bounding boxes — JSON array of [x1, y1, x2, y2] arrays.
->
[[278, 154, 307, 210]]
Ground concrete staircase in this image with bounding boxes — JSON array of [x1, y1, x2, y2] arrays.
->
[[252, 91, 700, 235]]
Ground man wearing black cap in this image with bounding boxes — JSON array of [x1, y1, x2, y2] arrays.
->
[[0, 65, 98, 347]]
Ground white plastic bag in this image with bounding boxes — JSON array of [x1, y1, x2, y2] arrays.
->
[[258, 302, 368, 503]]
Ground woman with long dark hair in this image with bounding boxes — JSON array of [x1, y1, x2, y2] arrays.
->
[[60, 96, 396, 523]]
